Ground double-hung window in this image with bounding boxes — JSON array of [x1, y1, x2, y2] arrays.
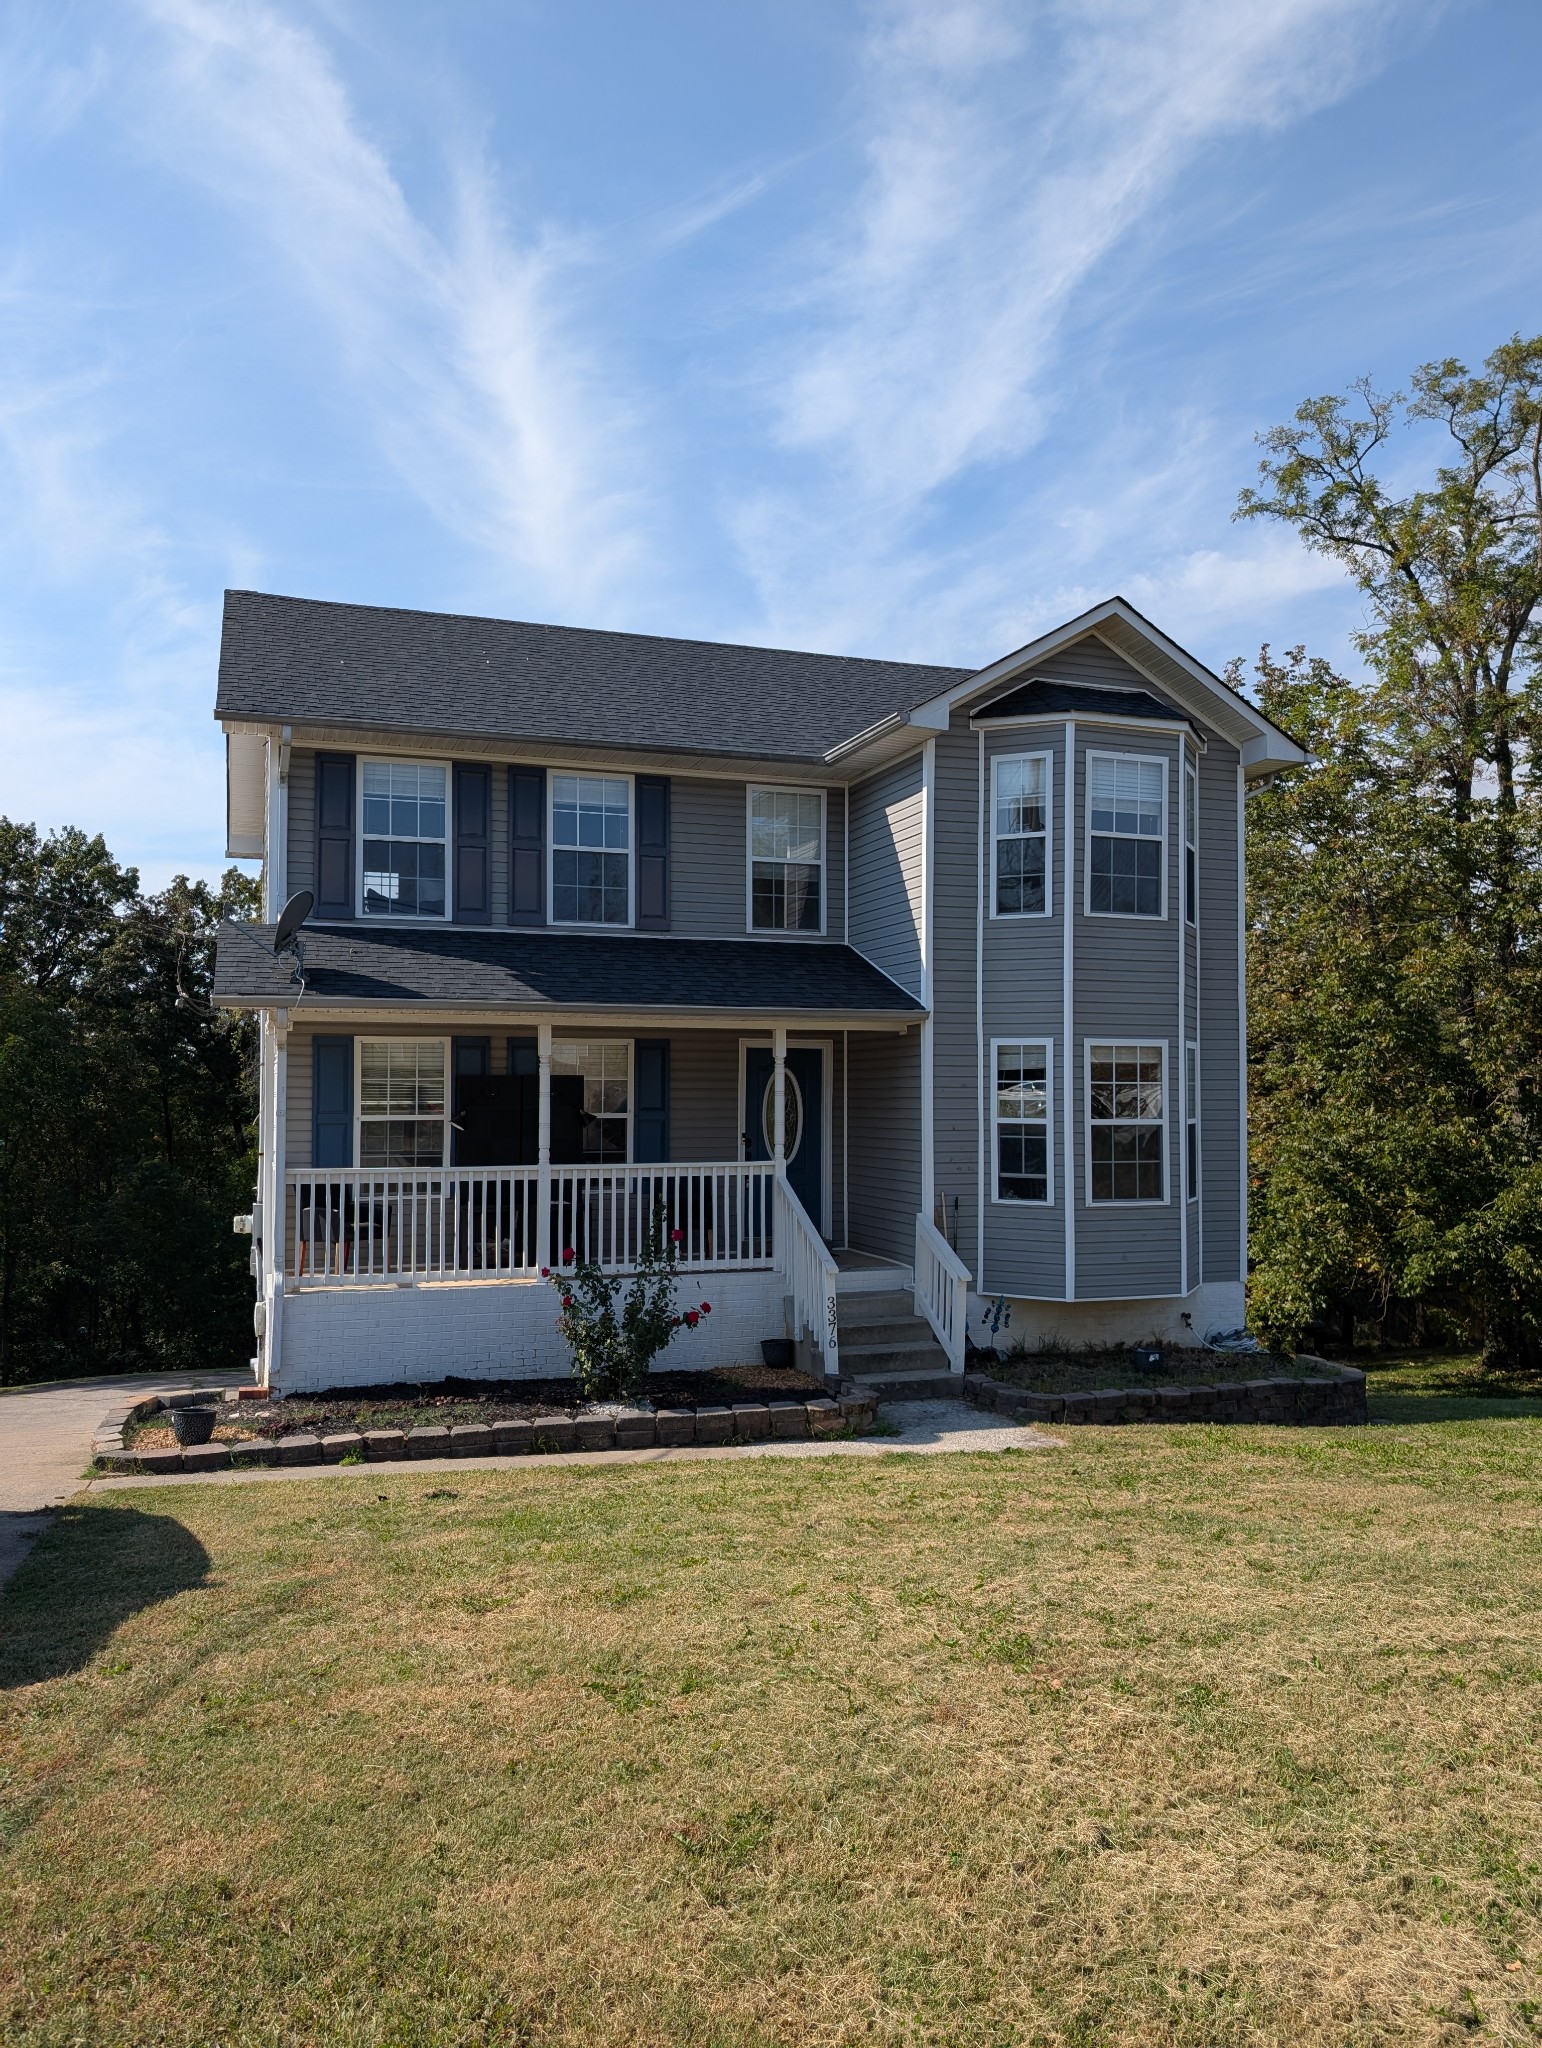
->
[[1088, 1043, 1165, 1202], [1184, 759, 1198, 925], [1185, 1043, 1199, 1201], [362, 762, 447, 917], [1088, 754, 1165, 917], [359, 1040, 447, 1167], [550, 1042, 629, 1162], [749, 788, 823, 932], [552, 776, 631, 925], [992, 754, 1050, 916], [994, 1041, 1051, 1201]]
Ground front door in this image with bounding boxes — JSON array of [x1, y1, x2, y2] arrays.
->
[[744, 1046, 824, 1234]]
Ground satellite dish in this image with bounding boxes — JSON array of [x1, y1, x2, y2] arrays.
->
[[273, 889, 314, 954]]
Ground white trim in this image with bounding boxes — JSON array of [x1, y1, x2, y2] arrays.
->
[[263, 735, 283, 922], [738, 1037, 834, 1236], [1237, 761, 1248, 1285], [355, 1034, 452, 1169], [973, 706, 1206, 751], [1184, 754, 1199, 927], [1062, 721, 1076, 1299], [987, 747, 1053, 920], [919, 739, 936, 1216], [842, 785, 849, 945], [989, 1037, 1054, 1205], [841, 1028, 849, 1247], [1084, 747, 1169, 922], [355, 754, 454, 924], [1178, 858, 1188, 1295], [902, 595, 1308, 775], [547, 770, 635, 930], [975, 725, 987, 1293], [1185, 1040, 1200, 1208], [744, 784, 827, 938], [1084, 1039, 1170, 1207]]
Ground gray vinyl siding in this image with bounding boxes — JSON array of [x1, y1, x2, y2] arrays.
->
[[287, 748, 315, 893], [848, 754, 925, 997], [1198, 744, 1243, 1283], [845, 1025, 921, 1263]]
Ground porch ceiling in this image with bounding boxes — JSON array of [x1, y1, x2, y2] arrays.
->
[[213, 921, 925, 1022]]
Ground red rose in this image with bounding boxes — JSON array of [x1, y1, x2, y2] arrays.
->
[[670, 1228, 683, 1242], [562, 1247, 576, 1263], [684, 1310, 699, 1327], [700, 1302, 711, 1313], [561, 1295, 574, 1309], [540, 1266, 550, 1278]]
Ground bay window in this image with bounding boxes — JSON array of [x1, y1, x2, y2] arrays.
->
[[992, 754, 1050, 916], [993, 1040, 1051, 1202], [1088, 754, 1165, 917], [1088, 1043, 1165, 1202]]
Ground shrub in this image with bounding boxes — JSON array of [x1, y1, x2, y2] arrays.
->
[[544, 1213, 711, 1403]]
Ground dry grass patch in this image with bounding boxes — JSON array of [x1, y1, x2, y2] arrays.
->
[[2, 1402, 1542, 2045]]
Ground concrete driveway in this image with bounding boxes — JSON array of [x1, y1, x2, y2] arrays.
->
[[0, 1369, 249, 1589]]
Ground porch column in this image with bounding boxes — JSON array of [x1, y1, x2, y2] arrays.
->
[[537, 1024, 552, 1269], [772, 1025, 787, 1174]]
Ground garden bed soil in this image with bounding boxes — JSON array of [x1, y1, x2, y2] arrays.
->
[[125, 1366, 826, 1450], [973, 1345, 1337, 1395]]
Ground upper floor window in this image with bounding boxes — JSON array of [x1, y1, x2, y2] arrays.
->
[[1184, 759, 1198, 925], [992, 754, 1050, 917], [748, 787, 823, 933], [362, 761, 447, 918], [1088, 1042, 1165, 1202], [359, 1039, 447, 1166], [552, 775, 631, 925], [994, 1040, 1051, 1202], [1088, 754, 1165, 918]]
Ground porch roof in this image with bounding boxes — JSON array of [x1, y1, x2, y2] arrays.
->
[[213, 921, 925, 1021]]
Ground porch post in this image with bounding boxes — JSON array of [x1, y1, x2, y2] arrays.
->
[[537, 1023, 552, 1269], [772, 1025, 787, 1174]]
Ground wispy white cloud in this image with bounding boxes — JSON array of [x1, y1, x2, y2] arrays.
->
[[735, 0, 1435, 656], [133, 0, 652, 619]]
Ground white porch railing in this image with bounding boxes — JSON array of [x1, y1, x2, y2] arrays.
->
[[286, 1162, 777, 1284], [915, 1211, 970, 1372], [776, 1176, 839, 1377]]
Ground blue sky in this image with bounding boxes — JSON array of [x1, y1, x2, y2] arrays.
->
[[2, 0, 1538, 884]]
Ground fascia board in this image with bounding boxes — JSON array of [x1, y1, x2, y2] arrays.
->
[[213, 996, 921, 1030]]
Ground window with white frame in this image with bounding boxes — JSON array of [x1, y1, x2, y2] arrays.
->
[[361, 761, 447, 917], [1088, 754, 1165, 917], [358, 1040, 447, 1167], [550, 1042, 629, 1162], [551, 776, 631, 925], [992, 754, 1050, 916], [994, 1041, 1051, 1202], [1184, 759, 1198, 925], [1186, 1042, 1199, 1201], [748, 787, 823, 932], [1088, 1043, 1165, 1202]]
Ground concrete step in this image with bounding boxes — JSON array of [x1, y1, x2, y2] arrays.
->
[[838, 1337, 951, 1377], [836, 1289, 918, 1328], [834, 1315, 932, 1349], [846, 1369, 962, 1403]]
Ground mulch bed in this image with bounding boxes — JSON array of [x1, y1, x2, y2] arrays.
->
[[126, 1366, 826, 1449], [971, 1345, 1337, 1395]]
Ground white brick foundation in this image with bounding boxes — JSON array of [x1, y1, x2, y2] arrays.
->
[[274, 1269, 789, 1393]]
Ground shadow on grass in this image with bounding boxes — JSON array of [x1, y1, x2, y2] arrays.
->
[[0, 1503, 209, 1688], [1363, 1353, 1542, 1427]]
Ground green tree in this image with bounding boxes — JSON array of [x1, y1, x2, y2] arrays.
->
[[0, 824, 259, 1382], [1237, 337, 1542, 1363]]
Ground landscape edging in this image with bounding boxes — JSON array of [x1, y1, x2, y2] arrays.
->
[[92, 1390, 878, 1475], [960, 1355, 1367, 1427]]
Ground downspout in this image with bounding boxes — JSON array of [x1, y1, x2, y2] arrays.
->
[[975, 727, 986, 1296], [919, 738, 936, 1223]]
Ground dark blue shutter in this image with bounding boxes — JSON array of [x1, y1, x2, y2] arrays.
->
[[636, 776, 670, 930], [314, 755, 355, 919], [509, 766, 545, 925], [633, 1039, 670, 1162], [450, 1037, 490, 1165], [454, 765, 491, 923], [312, 1035, 354, 1167]]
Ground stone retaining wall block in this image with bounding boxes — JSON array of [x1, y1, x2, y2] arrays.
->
[[491, 1420, 534, 1455], [322, 1433, 364, 1463], [612, 1410, 657, 1450], [364, 1430, 406, 1461], [768, 1401, 808, 1440], [731, 1403, 771, 1441], [806, 1398, 843, 1436], [532, 1418, 578, 1453], [450, 1423, 495, 1457], [181, 1444, 231, 1473], [654, 1408, 696, 1447], [574, 1415, 616, 1452], [694, 1406, 733, 1445]]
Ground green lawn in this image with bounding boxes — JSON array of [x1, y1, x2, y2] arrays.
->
[[3, 1361, 1541, 2046]]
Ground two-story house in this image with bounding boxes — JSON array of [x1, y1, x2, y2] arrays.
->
[[212, 590, 1303, 1392]]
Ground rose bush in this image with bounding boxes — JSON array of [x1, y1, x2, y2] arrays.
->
[[544, 1213, 711, 1403]]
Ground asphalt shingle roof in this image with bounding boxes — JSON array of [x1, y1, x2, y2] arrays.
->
[[973, 678, 1184, 723], [213, 922, 925, 1017], [215, 590, 972, 762]]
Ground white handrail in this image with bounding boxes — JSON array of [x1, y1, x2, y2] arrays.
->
[[914, 1211, 970, 1371], [286, 1162, 777, 1284], [775, 1175, 839, 1377]]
